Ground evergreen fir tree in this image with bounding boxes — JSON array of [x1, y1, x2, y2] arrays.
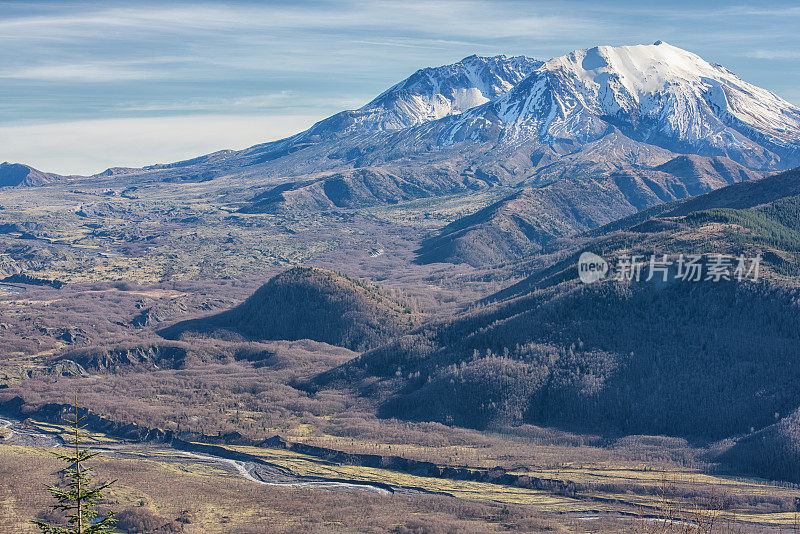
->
[[33, 389, 117, 534]]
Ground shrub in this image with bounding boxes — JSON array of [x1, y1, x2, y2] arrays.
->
[[116, 508, 181, 533]]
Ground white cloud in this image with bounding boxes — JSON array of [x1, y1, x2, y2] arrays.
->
[[720, 6, 800, 17], [745, 49, 800, 60], [0, 63, 160, 82], [117, 92, 297, 112], [0, 2, 598, 86], [0, 56, 195, 82], [0, 114, 324, 176], [0, 2, 595, 42]]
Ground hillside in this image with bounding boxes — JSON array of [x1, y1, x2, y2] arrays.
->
[[415, 154, 764, 266], [716, 407, 800, 483], [591, 164, 800, 235], [159, 267, 413, 351], [315, 278, 800, 437], [240, 167, 494, 213], [0, 162, 61, 187], [313, 166, 800, 442]]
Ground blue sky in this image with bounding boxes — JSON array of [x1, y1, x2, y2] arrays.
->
[[1, 0, 799, 174]]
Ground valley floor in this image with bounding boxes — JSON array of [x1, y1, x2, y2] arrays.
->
[[1, 415, 797, 533], [2, 169, 800, 533]]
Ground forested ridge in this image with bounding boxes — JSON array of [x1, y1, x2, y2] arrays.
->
[[314, 278, 800, 438], [310, 166, 800, 482], [159, 266, 414, 351]]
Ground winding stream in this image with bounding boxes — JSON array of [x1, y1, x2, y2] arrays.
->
[[0, 416, 62, 446], [0, 416, 392, 495]]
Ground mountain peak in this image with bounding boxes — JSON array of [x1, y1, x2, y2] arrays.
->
[[434, 42, 800, 169], [298, 53, 542, 140], [544, 42, 717, 96]]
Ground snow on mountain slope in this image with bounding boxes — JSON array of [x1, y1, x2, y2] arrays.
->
[[127, 55, 540, 178], [437, 42, 800, 169], [94, 43, 800, 194], [299, 54, 542, 139]]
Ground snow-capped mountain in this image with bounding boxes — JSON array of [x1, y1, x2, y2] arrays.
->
[[436, 42, 800, 169], [17, 42, 800, 266], [128, 43, 800, 183], [60, 42, 799, 220], [298, 54, 542, 139]]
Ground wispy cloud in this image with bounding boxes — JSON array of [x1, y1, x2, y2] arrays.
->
[[745, 49, 800, 60], [0, 62, 160, 82], [116, 92, 296, 112], [719, 5, 800, 17], [0, 2, 595, 42], [0, 2, 596, 85]]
